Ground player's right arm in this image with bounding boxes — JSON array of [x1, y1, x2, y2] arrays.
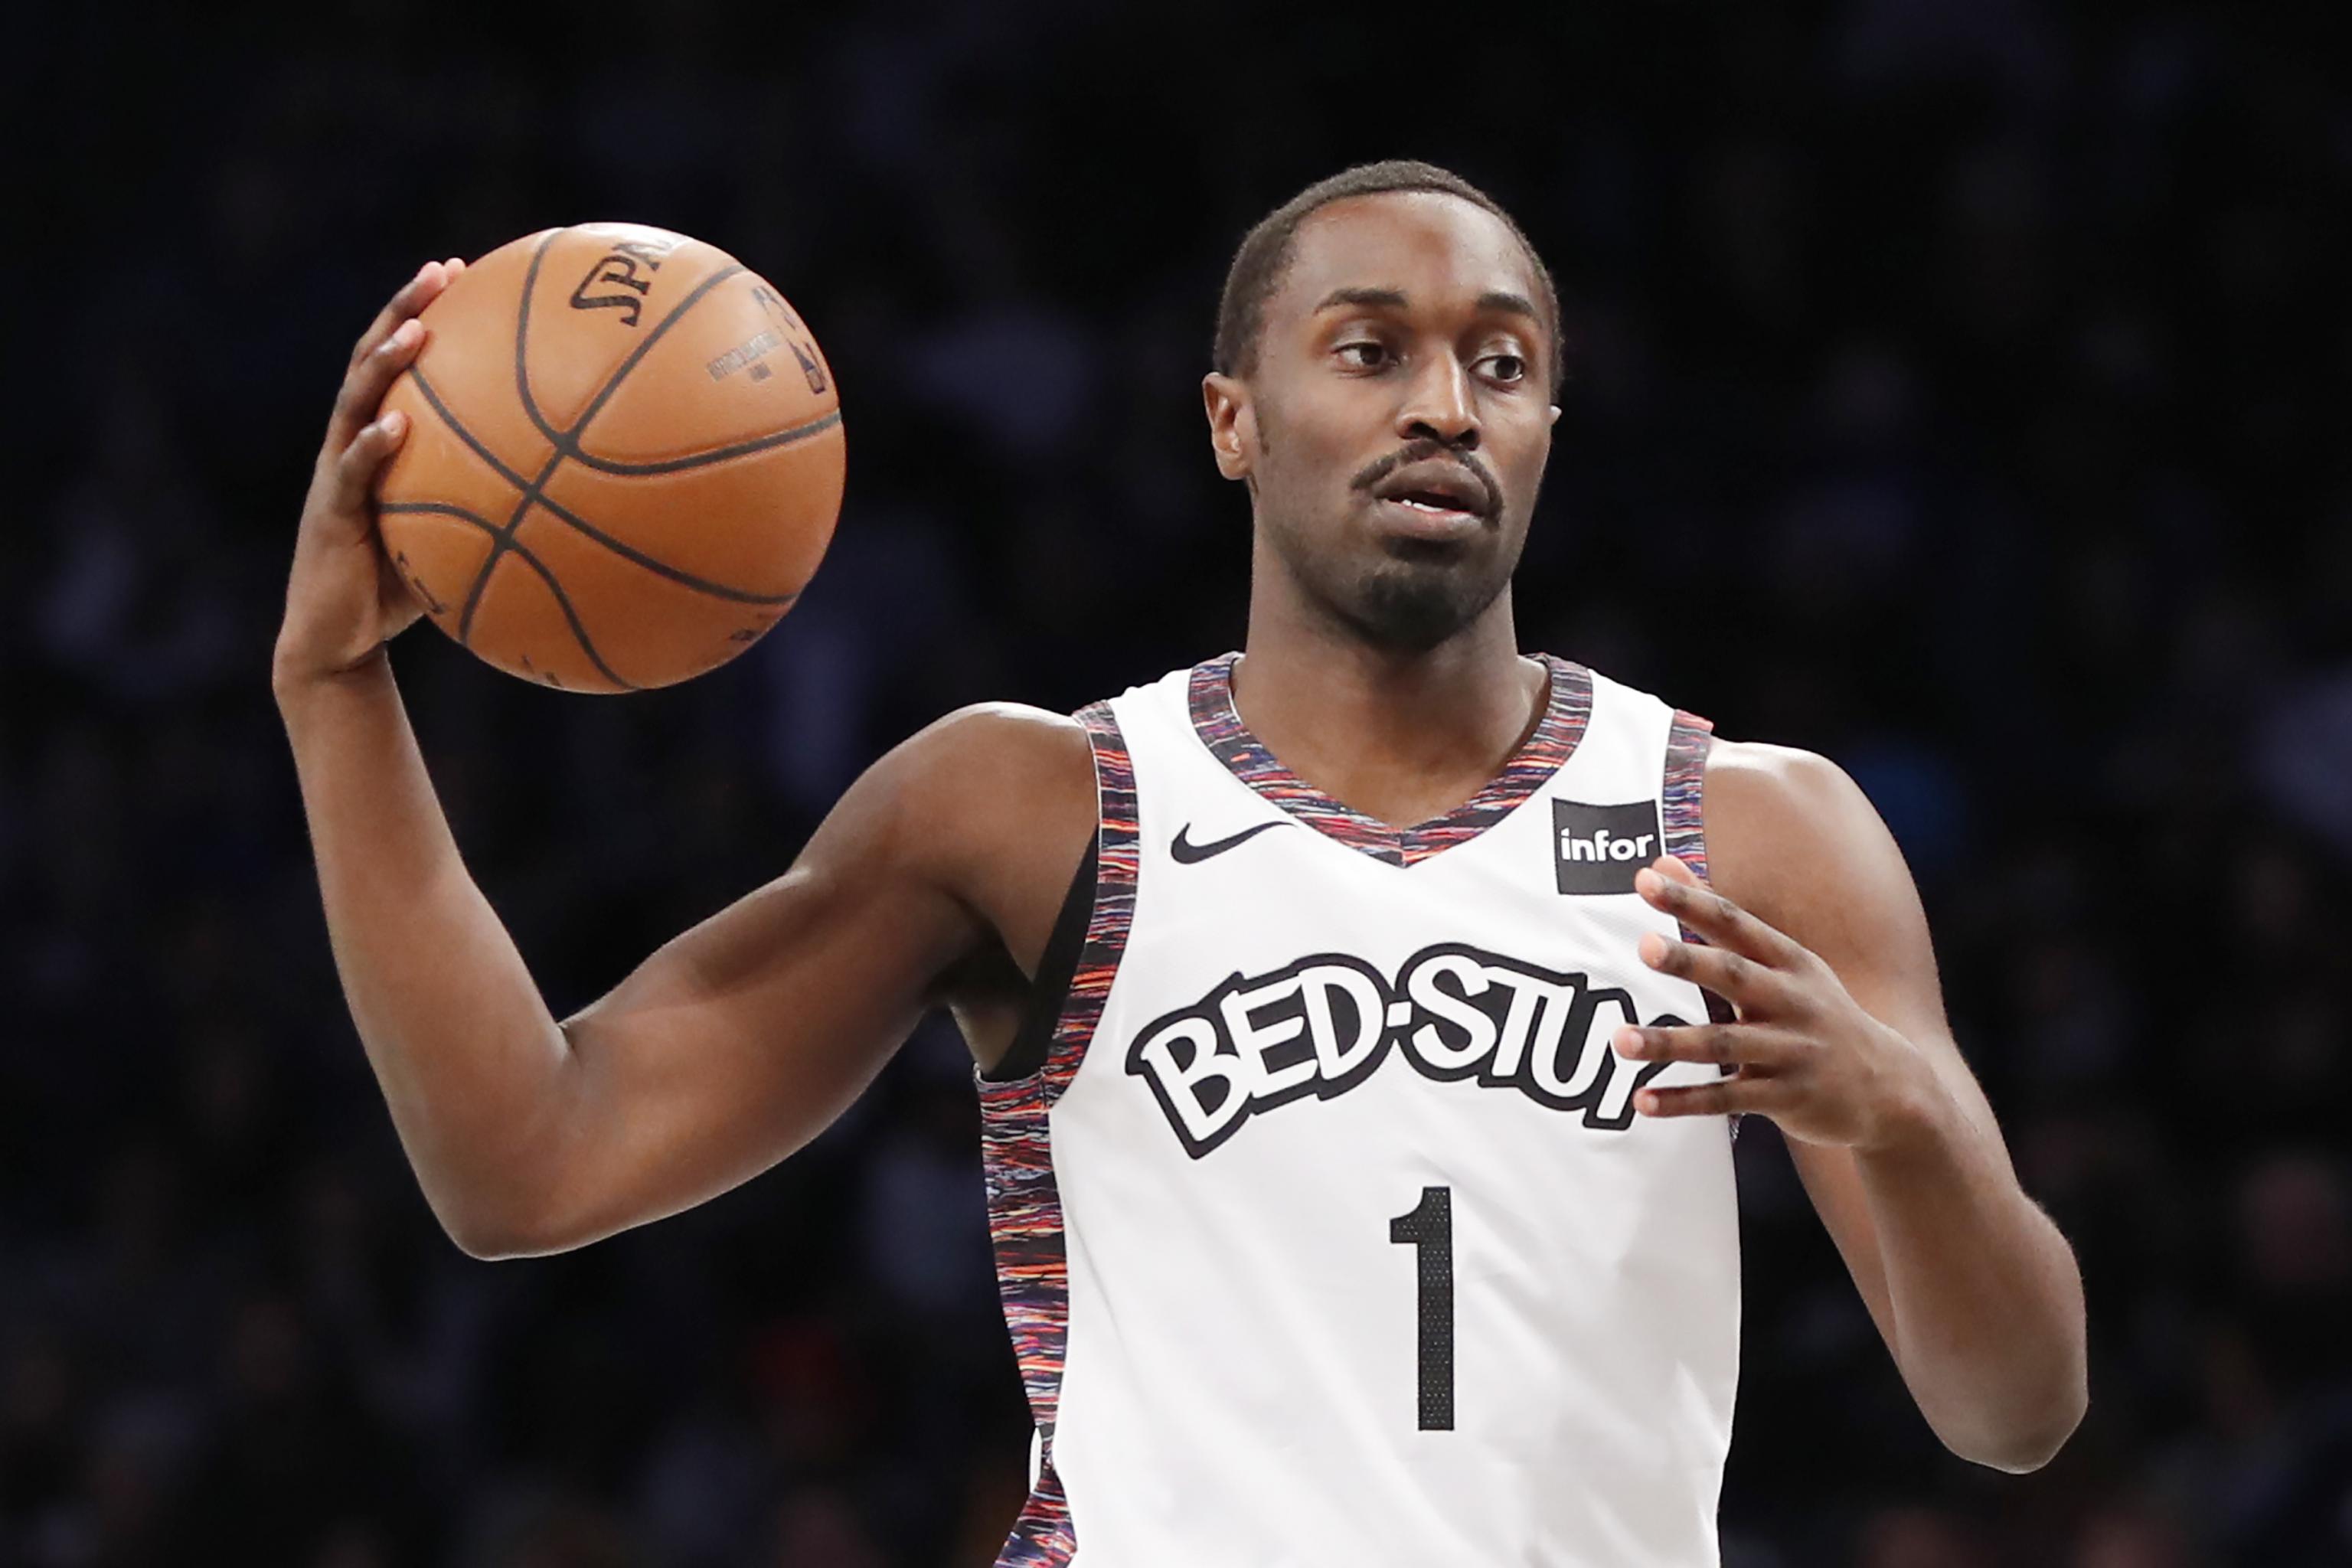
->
[[274, 264, 1093, 1259]]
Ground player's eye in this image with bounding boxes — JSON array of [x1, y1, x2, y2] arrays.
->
[[1480, 352, 1528, 385], [1336, 341, 1392, 371]]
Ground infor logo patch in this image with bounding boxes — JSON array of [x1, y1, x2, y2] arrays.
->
[[1551, 800, 1663, 894]]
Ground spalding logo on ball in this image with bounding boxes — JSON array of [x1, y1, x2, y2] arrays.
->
[[374, 224, 844, 691]]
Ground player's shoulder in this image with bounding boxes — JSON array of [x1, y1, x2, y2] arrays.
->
[[1702, 738, 1863, 825], [897, 701, 1093, 788], [1699, 739, 1890, 913], [862, 701, 1095, 872]]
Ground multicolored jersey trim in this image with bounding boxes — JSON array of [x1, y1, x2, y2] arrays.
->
[[1661, 707, 1714, 890], [1187, 652, 1596, 867], [1661, 709, 1739, 1113], [978, 698, 1136, 1567]]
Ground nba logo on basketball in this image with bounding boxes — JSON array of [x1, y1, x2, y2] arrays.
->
[[1552, 800, 1663, 894]]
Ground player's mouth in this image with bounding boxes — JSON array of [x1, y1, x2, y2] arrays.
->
[[1367, 462, 1496, 537]]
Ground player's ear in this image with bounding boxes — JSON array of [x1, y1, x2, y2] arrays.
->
[[1547, 403, 1562, 426], [1203, 372, 1256, 482]]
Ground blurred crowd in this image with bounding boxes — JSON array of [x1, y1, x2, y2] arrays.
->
[[8, 1, 2352, 1563]]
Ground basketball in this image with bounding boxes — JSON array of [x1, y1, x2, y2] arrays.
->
[[374, 224, 844, 692]]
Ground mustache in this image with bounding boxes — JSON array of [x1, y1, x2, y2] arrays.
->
[[1348, 439, 1502, 518]]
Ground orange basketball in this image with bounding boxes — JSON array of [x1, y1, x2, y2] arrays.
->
[[374, 224, 844, 692]]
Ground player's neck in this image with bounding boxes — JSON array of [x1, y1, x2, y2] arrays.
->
[[1233, 593, 1547, 828]]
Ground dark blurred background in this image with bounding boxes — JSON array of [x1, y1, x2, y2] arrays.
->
[[8, 2, 2352, 1563]]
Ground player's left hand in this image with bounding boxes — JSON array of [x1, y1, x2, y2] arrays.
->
[[1609, 855, 1945, 1150]]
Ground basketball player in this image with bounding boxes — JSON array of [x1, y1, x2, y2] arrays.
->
[[274, 163, 2087, 1563]]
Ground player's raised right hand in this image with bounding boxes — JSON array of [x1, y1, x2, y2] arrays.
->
[[273, 258, 466, 695]]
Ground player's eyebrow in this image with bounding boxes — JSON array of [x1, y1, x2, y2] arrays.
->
[[1314, 286, 1410, 312], [1477, 290, 1540, 324], [1312, 286, 1542, 326]]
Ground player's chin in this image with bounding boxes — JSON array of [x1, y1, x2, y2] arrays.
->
[[1345, 562, 1504, 652], [1377, 531, 1479, 566]]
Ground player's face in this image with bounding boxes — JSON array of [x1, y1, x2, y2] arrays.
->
[[1205, 191, 1560, 652]]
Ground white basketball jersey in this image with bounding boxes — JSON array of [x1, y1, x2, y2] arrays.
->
[[979, 654, 1739, 1567]]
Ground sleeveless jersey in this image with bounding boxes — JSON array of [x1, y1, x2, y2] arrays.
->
[[978, 654, 1739, 1567]]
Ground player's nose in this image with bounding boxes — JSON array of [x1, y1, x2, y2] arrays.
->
[[1396, 354, 1479, 451]]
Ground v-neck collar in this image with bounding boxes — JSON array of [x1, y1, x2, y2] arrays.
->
[[1185, 652, 1595, 868]]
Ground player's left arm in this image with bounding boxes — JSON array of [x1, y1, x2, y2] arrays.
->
[[1611, 740, 2088, 1473]]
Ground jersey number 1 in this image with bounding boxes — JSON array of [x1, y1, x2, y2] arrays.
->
[[1389, 1185, 1454, 1430]]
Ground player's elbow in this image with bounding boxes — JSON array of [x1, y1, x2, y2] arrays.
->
[[442, 1208, 606, 1261], [430, 1195, 543, 1262], [424, 1179, 587, 1262], [1955, 1412, 2082, 1475], [1941, 1382, 2088, 1474], [414, 1037, 613, 1261], [441, 1213, 537, 1262]]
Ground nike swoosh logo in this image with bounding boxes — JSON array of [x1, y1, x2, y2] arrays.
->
[[1170, 820, 1292, 864]]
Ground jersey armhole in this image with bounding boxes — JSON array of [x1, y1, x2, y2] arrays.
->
[[1661, 708, 1713, 884], [982, 836, 1099, 1084], [1663, 709, 1732, 1029]]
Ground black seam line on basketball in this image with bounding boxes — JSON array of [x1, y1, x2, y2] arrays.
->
[[407, 365, 800, 607], [459, 449, 567, 647], [417, 263, 802, 607], [406, 368, 534, 491], [511, 242, 742, 456], [518, 491, 804, 606], [508, 243, 834, 478], [384, 501, 637, 689], [558, 407, 842, 475], [560, 263, 746, 446], [514, 229, 565, 449], [381, 502, 638, 691]]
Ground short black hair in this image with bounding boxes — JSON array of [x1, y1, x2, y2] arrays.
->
[[1212, 160, 1563, 396]]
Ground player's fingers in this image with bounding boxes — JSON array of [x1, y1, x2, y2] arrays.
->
[[1633, 1075, 1786, 1120], [352, 258, 460, 364], [328, 407, 409, 515], [345, 259, 450, 372], [1636, 858, 1806, 967], [1612, 1021, 1800, 1070], [1636, 929, 1795, 1013], [327, 318, 427, 449]]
